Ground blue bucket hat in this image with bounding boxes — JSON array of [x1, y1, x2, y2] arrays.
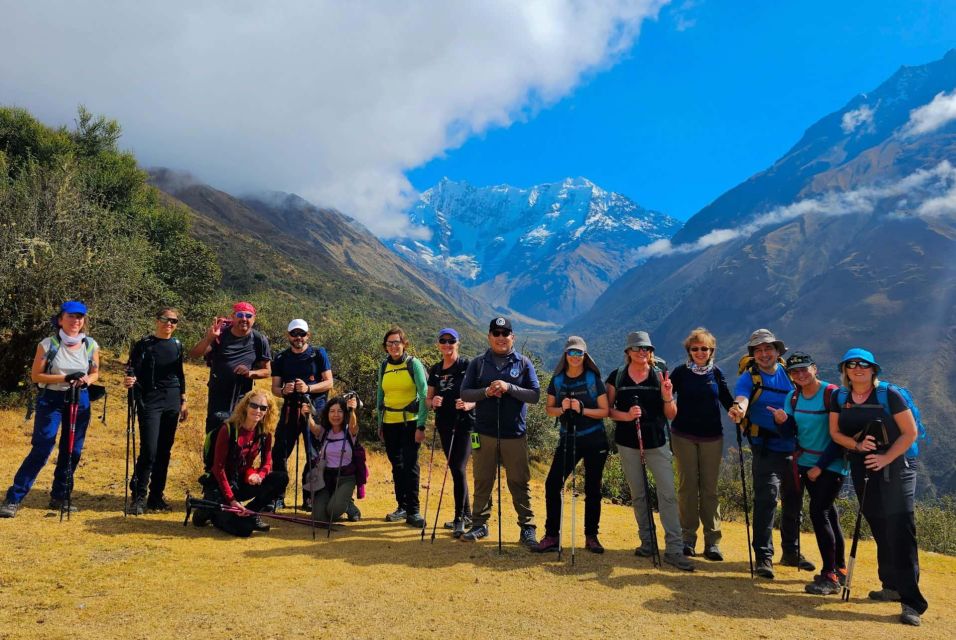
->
[[838, 347, 880, 373]]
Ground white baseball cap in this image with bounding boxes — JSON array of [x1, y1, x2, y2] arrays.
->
[[287, 319, 309, 333]]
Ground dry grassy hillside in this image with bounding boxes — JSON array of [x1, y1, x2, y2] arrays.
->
[[0, 360, 953, 639]]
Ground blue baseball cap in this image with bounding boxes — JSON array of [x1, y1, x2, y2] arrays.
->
[[437, 327, 460, 341], [838, 347, 880, 373], [60, 300, 88, 315]]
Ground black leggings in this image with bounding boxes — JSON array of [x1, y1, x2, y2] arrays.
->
[[382, 421, 421, 513], [438, 425, 471, 520], [799, 466, 846, 575], [204, 471, 289, 537], [132, 388, 180, 500], [272, 404, 316, 491], [543, 429, 608, 537]]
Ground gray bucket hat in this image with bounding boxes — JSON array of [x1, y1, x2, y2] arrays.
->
[[747, 328, 786, 356], [625, 331, 654, 351]]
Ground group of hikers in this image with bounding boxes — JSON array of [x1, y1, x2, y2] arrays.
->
[[0, 300, 929, 626]]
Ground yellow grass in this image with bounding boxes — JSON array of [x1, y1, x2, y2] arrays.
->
[[0, 362, 954, 639]]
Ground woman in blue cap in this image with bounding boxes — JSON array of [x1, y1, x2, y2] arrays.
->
[[0, 301, 101, 518], [426, 328, 475, 537], [828, 348, 927, 626]]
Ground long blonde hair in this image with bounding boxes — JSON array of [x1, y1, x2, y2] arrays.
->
[[226, 390, 278, 435]]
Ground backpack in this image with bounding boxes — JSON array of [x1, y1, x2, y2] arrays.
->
[[44, 335, 95, 376], [788, 383, 839, 414], [378, 355, 423, 416], [200, 421, 266, 478], [130, 334, 184, 388], [835, 382, 929, 458], [613, 356, 667, 394], [553, 369, 602, 403], [737, 353, 789, 438], [204, 329, 268, 368]]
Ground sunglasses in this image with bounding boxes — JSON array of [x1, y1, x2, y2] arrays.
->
[[566, 349, 584, 357], [157, 316, 179, 325], [438, 338, 458, 345], [386, 340, 403, 346], [629, 346, 652, 353], [289, 330, 307, 338], [491, 330, 512, 338], [248, 402, 269, 411], [844, 361, 873, 369], [235, 312, 254, 319], [689, 346, 711, 353]]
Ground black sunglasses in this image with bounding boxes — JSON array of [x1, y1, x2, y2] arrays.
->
[[490, 330, 512, 338], [844, 361, 873, 369], [438, 338, 458, 345], [689, 346, 710, 353], [248, 402, 269, 411], [157, 316, 179, 325], [289, 330, 307, 338]]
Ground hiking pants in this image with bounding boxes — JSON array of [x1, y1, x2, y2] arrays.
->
[[204, 377, 252, 434], [619, 443, 682, 554], [471, 433, 535, 528], [670, 432, 723, 548], [751, 450, 803, 561], [800, 466, 846, 575], [850, 456, 927, 614], [132, 387, 180, 501], [206, 471, 289, 537], [438, 425, 472, 520], [272, 400, 317, 494], [312, 472, 356, 523], [543, 429, 608, 537], [382, 420, 421, 514], [5, 388, 91, 504]]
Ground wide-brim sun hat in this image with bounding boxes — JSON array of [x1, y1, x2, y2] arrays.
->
[[838, 347, 880, 373], [747, 328, 786, 355], [625, 331, 654, 351]]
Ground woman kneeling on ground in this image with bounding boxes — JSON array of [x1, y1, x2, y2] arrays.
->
[[769, 352, 847, 595], [535, 336, 609, 554], [1, 300, 101, 518], [307, 395, 365, 524], [194, 390, 288, 536], [828, 348, 927, 627], [668, 327, 733, 561]]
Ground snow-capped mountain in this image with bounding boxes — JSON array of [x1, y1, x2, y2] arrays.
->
[[386, 177, 681, 324]]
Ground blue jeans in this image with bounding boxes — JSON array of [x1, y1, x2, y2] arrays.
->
[[5, 388, 91, 504]]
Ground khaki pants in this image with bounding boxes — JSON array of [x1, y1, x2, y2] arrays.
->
[[471, 434, 535, 528], [618, 444, 682, 554], [670, 433, 723, 548]]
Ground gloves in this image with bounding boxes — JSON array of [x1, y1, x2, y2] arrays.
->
[[64, 372, 84, 382]]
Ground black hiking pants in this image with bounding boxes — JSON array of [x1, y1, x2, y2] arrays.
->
[[272, 400, 316, 494], [438, 424, 472, 520], [204, 471, 289, 537], [751, 449, 803, 561], [543, 429, 609, 537], [131, 387, 180, 501], [382, 420, 421, 514], [799, 466, 845, 575]]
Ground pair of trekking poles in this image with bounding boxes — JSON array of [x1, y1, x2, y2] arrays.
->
[[420, 391, 470, 544]]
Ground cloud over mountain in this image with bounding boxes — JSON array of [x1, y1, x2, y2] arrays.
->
[[0, 0, 667, 236]]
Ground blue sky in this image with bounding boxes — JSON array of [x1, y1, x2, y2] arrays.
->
[[408, 0, 956, 221]]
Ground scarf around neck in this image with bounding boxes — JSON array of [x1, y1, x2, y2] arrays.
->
[[59, 329, 86, 347]]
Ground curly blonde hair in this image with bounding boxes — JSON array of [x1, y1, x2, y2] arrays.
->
[[226, 390, 278, 435]]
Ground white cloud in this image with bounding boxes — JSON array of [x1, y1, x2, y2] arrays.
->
[[900, 90, 956, 138], [841, 104, 874, 134], [671, 0, 700, 32], [638, 161, 956, 258], [0, 0, 668, 237]]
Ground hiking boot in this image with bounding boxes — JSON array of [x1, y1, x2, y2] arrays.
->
[[301, 497, 312, 513], [0, 500, 20, 518], [127, 496, 147, 516], [682, 544, 696, 557], [804, 573, 841, 595], [900, 604, 921, 627], [48, 499, 78, 513], [452, 518, 467, 539], [664, 552, 695, 572], [836, 567, 848, 585], [405, 513, 426, 528], [461, 524, 488, 542], [634, 544, 655, 557], [346, 502, 361, 522], [146, 495, 172, 512], [445, 515, 472, 530], [272, 497, 286, 511], [703, 545, 724, 561], [780, 552, 815, 572], [192, 509, 211, 527], [585, 535, 605, 554], [252, 516, 271, 532], [868, 587, 901, 602], [385, 507, 407, 522], [533, 535, 560, 553], [755, 557, 775, 579], [519, 525, 538, 548]]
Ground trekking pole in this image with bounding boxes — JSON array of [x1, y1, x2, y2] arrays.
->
[[735, 424, 755, 579], [420, 426, 438, 541], [61, 385, 80, 522], [569, 409, 578, 567], [557, 413, 569, 561], [124, 368, 135, 517], [635, 407, 661, 568], [328, 431, 348, 539], [294, 394, 302, 515], [496, 396, 502, 554], [430, 429, 454, 543], [842, 422, 875, 601], [792, 457, 804, 573]]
